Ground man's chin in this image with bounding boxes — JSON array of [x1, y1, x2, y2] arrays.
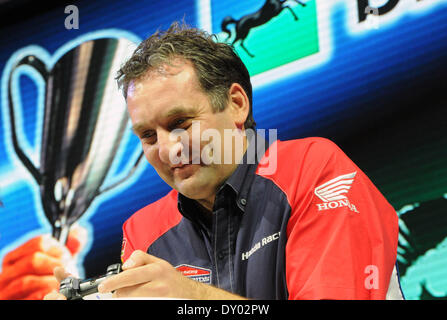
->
[[174, 178, 210, 200], [175, 185, 203, 200]]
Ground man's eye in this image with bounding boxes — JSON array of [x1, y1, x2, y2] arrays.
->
[[141, 131, 153, 138], [170, 118, 188, 130], [141, 132, 156, 143]]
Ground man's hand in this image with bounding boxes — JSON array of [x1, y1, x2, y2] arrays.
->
[[42, 267, 72, 300], [0, 226, 86, 300], [98, 250, 246, 300]]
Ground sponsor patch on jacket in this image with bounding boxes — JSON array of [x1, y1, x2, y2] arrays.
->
[[175, 264, 212, 284]]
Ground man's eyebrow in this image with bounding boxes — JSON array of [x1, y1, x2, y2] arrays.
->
[[131, 106, 197, 134], [164, 106, 197, 118], [131, 123, 147, 134]]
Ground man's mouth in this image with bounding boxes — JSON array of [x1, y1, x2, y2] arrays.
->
[[171, 163, 196, 179], [169, 155, 202, 176], [171, 163, 190, 170]]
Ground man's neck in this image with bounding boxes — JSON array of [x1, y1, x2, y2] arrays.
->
[[194, 132, 249, 213], [196, 197, 214, 213]]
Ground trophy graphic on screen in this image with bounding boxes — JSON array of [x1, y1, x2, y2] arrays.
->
[[6, 38, 143, 244]]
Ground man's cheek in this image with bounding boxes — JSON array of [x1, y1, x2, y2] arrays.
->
[[144, 148, 161, 166]]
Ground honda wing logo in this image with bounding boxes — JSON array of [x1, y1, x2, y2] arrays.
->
[[314, 172, 359, 212], [315, 171, 357, 202]]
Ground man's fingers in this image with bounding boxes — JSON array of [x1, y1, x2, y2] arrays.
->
[[0, 275, 58, 300], [122, 250, 160, 270], [43, 290, 67, 300], [99, 251, 173, 294], [98, 265, 155, 293], [25, 289, 61, 300], [112, 282, 166, 298], [53, 266, 72, 283]]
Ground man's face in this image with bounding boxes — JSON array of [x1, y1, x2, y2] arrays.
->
[[126, 60, 244, 206]]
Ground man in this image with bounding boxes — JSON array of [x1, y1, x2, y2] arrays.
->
[[46, 22, 403, 300]]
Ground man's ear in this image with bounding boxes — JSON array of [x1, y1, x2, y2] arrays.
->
[[228, 83, 249, 130]]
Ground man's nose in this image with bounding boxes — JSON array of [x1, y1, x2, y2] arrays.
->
[[157, 130, 188, 166]]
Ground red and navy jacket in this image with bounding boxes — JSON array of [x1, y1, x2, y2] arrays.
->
[[121, 137, 403, 299]]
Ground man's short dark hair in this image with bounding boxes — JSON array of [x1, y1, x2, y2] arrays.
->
[[116, 21, 256, 130]]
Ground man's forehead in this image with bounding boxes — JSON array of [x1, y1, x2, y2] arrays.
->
[[126, 58, 195, 97]]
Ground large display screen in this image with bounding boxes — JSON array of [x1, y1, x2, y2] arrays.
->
[[0, 0, 446, 300]]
